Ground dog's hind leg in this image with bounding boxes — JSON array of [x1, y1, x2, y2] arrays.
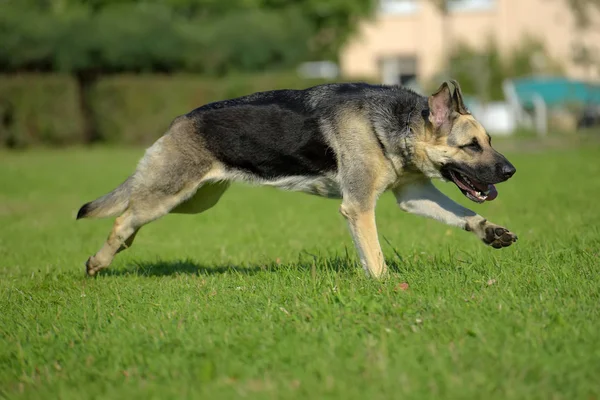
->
[[116, 228, 140, 254], [84, 125, 223, 276], [85, 180, 207, 276], [89, 180, 229, 274]]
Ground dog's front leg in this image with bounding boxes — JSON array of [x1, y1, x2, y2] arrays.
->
[[340, 202, 387, 278], [393, 180, 517, 248], [340, 200, 387, 279]]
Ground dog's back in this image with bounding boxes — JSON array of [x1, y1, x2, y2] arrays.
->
[[189, 82, 376, 114], [180, 82, 422, 180], [181, 83, 381, 180]]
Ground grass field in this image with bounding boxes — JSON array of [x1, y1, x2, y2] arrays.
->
[[1, 141, 599, 399]]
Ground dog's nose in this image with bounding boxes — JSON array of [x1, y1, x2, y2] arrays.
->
[[501, 163, 516, 179]]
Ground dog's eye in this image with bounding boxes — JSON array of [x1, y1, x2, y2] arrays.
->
[[461, 138, 481, 151]]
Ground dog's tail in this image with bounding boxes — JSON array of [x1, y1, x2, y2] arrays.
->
[[76, 176, 133, 220]]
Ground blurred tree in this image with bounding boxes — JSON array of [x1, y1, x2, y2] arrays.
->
[[0, 0, 374, 73], [2, 0, 373, 61], [0, 0, 374, 142]]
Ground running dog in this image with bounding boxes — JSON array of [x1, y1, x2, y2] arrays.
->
[[77, 80, 517, 278]]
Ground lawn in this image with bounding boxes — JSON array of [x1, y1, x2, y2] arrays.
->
[[1, 142, 599, 399]]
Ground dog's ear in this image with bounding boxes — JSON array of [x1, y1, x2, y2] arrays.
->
[[449, 79, 469, 114], [428, 82, 453, 130]]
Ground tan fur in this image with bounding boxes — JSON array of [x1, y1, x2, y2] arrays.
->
[[394, 179, 476, 228], [340, 204, 387, 277], [390, 82, 517, 263], [327, 108, 398, 277]]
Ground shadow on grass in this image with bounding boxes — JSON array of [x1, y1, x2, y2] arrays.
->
[[100, 253, 381, 278], [101, 259, 267, 277]]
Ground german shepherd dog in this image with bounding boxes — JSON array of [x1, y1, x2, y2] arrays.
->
[[77, 80, 517, 278]]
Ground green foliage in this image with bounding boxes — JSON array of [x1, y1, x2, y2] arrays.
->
[[278, 0, 375, 59], [1, 145, 600, 398], [0, 75, 84, 147], [0, 72, 351, 147], [0, 0, 373, 147], [442, 38, 564, 101], [90, 73, 343, 145], [0, 0, 373, 75], [183, 8, 313, 75]]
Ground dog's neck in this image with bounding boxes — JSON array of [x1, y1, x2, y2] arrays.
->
[[371, 92, 430, 176], [396, 98, 430, 170]]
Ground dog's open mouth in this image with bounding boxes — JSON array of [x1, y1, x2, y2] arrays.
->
[[448, 170, 498, 203]]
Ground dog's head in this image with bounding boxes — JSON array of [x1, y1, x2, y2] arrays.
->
[[417, 80, 516, 203]]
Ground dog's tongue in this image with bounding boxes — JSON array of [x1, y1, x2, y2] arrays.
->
[[486, 184, 498, 201]]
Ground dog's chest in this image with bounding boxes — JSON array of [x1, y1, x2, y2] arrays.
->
[[266, 174, 342, 199]]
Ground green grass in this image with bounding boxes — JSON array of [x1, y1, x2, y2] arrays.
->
[[1, 144, 599, 399]]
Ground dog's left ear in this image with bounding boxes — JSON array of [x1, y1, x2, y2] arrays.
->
[[448, 79, 469, 114]]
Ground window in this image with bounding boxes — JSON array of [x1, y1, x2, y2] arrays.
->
[[379, 0, 419, 15], [447, 0, 495, 12], [379, 56, 418, 86], [379, 0, 494, 14]]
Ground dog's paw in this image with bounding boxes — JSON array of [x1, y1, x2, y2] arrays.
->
[[85, 257, 102, 277], [482, 224, 517, 249]]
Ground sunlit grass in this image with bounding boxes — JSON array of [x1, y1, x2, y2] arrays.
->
[[1, 144, 599, 399]]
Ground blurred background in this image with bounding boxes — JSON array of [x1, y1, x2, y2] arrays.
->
[[1, 0, 599, 147]]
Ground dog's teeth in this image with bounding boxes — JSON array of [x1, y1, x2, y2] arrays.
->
[[459, 173, 479, 191]]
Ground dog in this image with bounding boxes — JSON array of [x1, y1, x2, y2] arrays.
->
[[77, 80, 517, 278]]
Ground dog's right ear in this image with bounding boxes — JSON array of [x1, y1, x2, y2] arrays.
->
[[428, 82, 453, 130]]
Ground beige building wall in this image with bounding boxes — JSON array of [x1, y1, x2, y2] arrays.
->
[[340, 0, 600, 83]]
